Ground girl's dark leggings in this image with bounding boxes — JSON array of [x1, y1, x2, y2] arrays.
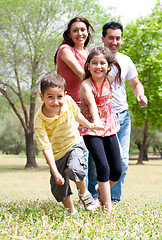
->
[[83, 134, 122, 182]]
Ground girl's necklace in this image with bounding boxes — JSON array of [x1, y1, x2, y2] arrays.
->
[[90, 76, 106, 106]]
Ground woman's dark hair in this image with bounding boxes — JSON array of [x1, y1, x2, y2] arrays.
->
[[84, 46, 121, 85], [54, 17, 94, 64]]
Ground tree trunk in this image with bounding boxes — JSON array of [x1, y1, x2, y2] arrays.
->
[[135, 141, 148, 160], [143, 145, 149, 160], [137, 120, 149, 164], [156, 146, 162, 159], [25, 130, 38, 168], [153, 146, 157, 155]]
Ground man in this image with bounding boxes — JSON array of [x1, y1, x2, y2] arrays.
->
[[88, 21, 147, 203], [102, 21, 147, 202]]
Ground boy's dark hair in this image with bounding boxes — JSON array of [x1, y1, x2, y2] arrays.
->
[[84, 46, 121, 85], [40, 73, 66, 95], [102, 21, 123, 38]]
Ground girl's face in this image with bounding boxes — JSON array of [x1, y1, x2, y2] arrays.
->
[[69, 22, 89, 47], [88, 54, 111, 81]]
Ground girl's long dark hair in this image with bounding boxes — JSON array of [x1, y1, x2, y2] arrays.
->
[[54, 17, 94, 65], [84, 46, 121, 85]]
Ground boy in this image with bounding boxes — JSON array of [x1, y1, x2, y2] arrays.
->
[[34, 72, 103, 214]]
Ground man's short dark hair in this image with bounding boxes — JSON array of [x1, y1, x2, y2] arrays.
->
[[102, 21, 123, 38]]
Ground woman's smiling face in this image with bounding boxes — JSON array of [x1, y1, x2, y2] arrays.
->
[[69, 22, 89, 47]]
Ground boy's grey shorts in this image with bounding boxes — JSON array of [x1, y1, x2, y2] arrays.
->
[[50, 142, 87, 202]]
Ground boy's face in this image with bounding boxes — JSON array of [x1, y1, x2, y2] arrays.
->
[[40, 87, 65, 117]]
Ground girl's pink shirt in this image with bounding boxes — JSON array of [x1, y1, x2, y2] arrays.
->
[[56, 44, 88, 106]]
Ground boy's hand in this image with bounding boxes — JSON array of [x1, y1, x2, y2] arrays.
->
[[90, 119, 105, 130], [54, 172, 65, 185]]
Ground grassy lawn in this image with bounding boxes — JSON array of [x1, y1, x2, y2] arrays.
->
[[0, 154, 161, 239]]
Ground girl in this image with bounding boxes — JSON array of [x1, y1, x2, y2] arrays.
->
[[79, 46, 122, 211]]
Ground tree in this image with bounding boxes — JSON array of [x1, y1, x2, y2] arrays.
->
[[148, 130, 162, 158], [0, 111, 26, 154], [120, 1, 162, 164], [130, 127, 162, 159], [0, 0, 115, 167]]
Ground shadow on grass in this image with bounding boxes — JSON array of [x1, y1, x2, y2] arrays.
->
[[0, 165, 49, 173], [128, 159, 162, 166]]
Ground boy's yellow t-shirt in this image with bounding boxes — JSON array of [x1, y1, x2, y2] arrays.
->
[[34, 95, 82, 161]]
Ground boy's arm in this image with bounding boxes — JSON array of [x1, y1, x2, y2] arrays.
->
[[43, 147, 65, 185]]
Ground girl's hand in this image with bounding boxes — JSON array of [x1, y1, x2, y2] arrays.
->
[[54, 172, 65, 185], [90, 119, 105, 130]]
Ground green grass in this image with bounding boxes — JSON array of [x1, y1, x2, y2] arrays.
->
[[0, 154, 162, 239]]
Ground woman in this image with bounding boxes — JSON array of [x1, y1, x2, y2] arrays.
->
[[54, 17, 94, 106], [54, 17, 97, 205]]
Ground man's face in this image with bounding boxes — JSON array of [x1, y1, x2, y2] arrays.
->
[[102, 28, 123, 55]]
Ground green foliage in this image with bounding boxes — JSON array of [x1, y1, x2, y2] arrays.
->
[[130, 126, 162, 151], [121, 1, 162, 130], [0, 0, 118, 159], [0, 111, 25, 154], [0, 0, 117, 162], [0, 95, 11, 119]]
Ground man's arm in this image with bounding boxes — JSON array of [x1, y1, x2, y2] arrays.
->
[[129, 76, 147, 106], [43, 148, 65, 185]]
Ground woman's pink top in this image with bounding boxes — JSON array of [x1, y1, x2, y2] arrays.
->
[[79, 78, 120, 137], [57, 44, 88, 106]]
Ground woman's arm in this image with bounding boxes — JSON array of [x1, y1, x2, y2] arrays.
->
[[61, 47, 85, 80]]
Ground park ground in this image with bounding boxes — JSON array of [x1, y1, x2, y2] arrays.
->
[[0, 153, 161, 239]]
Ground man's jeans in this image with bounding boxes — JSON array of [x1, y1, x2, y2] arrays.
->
[[87, 154, 98, 199], [88, 110, 131, 201], [111, 110, 131, 201]]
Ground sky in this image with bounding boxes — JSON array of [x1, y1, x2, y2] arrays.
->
[[100, 0, 158, 26]]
